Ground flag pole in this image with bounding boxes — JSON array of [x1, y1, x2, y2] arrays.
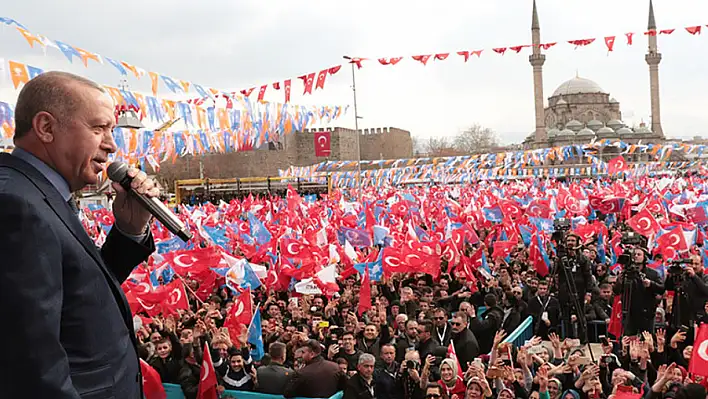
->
[[173, 273, 206, 306]]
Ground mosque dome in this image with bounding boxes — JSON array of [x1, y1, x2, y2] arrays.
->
[[634, 125, 653, 134], [587, 120, 604, 132], [607, 120, 624, 130], [547, 128, 561, 137], [556, 98, 568, 106], [565, 120, 583, 132], [616, 127, 633, 135], [577, 128, 595, 137], [610, 97, 619, 104], [596, 126, 617, 138], [559, 129, 575, 137], [552, 76, 606, 97]]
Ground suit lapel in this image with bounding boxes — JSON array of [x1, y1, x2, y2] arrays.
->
[[0, 154, 133, 326]]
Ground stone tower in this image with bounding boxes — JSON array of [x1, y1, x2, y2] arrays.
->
[[645, 0, 664, 138], [529, 0, 547, 143]]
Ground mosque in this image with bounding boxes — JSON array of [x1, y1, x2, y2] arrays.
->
[[523, 0, 666, 149]]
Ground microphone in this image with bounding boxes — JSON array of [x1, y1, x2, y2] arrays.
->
[[107, 162, 193, 242]]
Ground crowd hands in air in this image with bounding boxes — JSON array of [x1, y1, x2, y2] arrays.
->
[[94, 178, 708, 399]]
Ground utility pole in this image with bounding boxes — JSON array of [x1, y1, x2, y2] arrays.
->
[[343, 56, 362, 201]]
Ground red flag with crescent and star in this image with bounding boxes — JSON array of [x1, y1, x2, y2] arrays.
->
[[689, 323, 708, 377], [314, 131, 331, 157], [197, 342, 218, 399]]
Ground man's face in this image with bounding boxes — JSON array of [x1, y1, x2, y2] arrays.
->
[[358, 359, 375, 379], [406, 321, 419, 339], [301, 347, 314, 363], [433, 311, 447, 327], [512, 287, 523, 299], [363, 325, 378, 340], [420, 302, 430, 313], [417, 325, 430, 341], [156, 342, 171, 359], [537, 284, 548, 297], [451, 316, 466, 333], [313, 298, 324, 308], [425, 387, 443, 399], [600, 287, 612, 301], [381, 346, 395, 364], [342, 334, 356, 352], [230, 355, 244, 370], [691, 257, 703, 274], [43, 85, 117, 191], [566, 236, 578, 248], [632, 249, 645, 264], [439, 280, 449, 290]]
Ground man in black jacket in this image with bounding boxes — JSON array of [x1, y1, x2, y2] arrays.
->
[[612, 247, 664, 336], [666, 254, 708, 337], [431, 308, 452, 347], [257, 342, 294, 395], [450, 312, 480, 371], [553, 233, 597, 342], [374, 344, 401, 399], [469, 294, 503, 353], [344, 354, 377, 399], [527, 280, 561, 339], [284, 340, 347, 398]]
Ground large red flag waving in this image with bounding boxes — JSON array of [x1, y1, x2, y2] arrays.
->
[[689, 323, 708, 377], [140, 359, 166, 399], [198, 342, 219, 399], [607, 295, 623, 338]]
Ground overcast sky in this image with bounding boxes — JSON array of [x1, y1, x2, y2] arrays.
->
[[1, 0, 707, 144]]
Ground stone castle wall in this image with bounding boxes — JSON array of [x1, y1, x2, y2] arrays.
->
[[154, 127, 413, 187]]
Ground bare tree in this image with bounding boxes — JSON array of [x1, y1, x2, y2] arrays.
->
[[424, 137, 461, 157], [454, 124, 499, 154]]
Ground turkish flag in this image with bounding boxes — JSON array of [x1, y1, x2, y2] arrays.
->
[[357, 266, 372, 316], [314, 131, 331, 157], [689, 324, 708, 377], [140, 359, 166, 399], [608, 156, 628, 174], [226, 288, 253, 327], [607, 295, 623, 338], [163, 280, 191, 314], [626, 208, 660, 237], [446, 343, 465, 377], [197, 342, 219, 399]]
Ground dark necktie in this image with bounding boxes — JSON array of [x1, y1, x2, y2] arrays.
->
[[67, 196, 80, 216]]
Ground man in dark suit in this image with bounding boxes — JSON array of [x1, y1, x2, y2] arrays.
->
[[344, 353, 377, 399], [0, 72, 158, 398], [284, 339, 347, 398], [257, 342, 294, 395]]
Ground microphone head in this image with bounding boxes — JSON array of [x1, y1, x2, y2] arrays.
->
[[107, 162, 128, 182]]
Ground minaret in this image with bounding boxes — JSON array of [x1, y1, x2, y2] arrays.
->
[[645, 0, 664, 138], [529, 0, 547, 144]]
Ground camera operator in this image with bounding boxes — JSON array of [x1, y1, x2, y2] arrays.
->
[[612, 247, 664, 336], [665, 254, 708, 337], [551, 231, 596, 343]]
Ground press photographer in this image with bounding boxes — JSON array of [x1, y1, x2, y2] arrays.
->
[[612, 239, 664, 336], [550, 219, 596, 343], [665, 254, 708, 336]]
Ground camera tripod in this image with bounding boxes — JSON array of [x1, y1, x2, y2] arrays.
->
[[551, 253, 596, 362]]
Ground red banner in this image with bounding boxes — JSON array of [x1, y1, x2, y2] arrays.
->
[[314, 131, 331, 157]]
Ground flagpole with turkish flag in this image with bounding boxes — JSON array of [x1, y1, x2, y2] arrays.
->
[[197, 342, 219, 399]]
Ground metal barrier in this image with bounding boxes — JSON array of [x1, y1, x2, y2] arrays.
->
[[162, 384, 344, 399]]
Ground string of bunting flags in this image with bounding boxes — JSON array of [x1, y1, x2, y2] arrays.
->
[[2, 16, 706, 104], [0, 17, 342, 103], [0, 58, 349, 169], [280, 140, 708, 188]]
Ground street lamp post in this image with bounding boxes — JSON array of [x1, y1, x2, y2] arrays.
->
[[343, 56, 362, 201]]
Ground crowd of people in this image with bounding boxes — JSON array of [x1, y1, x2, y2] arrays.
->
[[83, 174, 708, 399]]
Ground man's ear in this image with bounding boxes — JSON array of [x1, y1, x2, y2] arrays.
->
[[33, 111, 55, 143]]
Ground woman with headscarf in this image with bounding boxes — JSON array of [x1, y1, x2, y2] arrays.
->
[[436, 359, 465, 399]]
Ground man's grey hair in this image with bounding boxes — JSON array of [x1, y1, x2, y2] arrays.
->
[[14, 71, 105, 140], [358, 353, 376, 366]]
